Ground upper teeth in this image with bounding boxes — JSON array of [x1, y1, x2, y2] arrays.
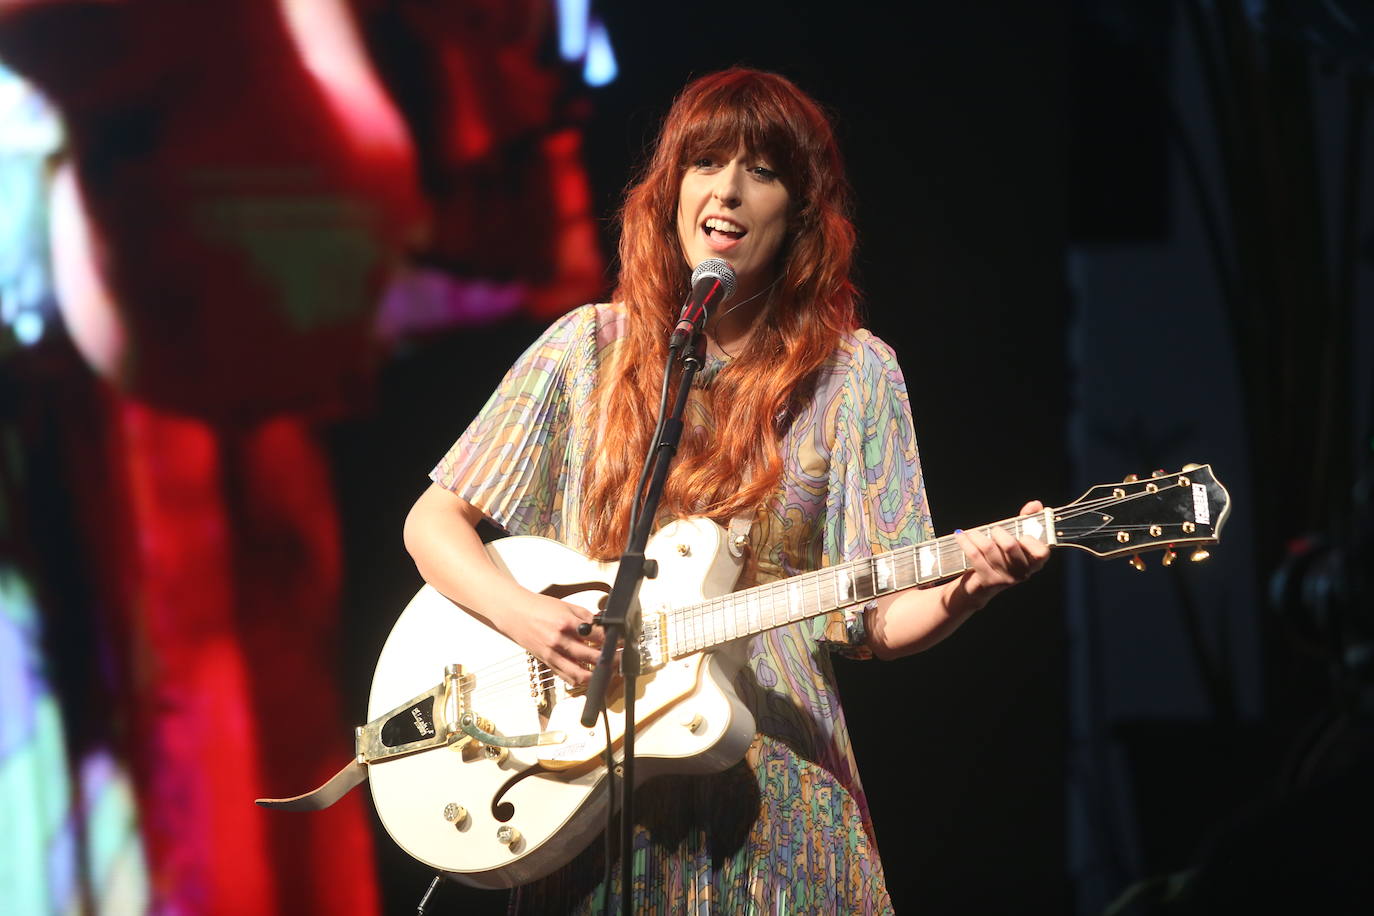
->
[[705, 218, 744, 234]]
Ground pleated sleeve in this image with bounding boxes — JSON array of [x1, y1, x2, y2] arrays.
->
[[819, 331, 934, 652], [429, 305, 604, 541]]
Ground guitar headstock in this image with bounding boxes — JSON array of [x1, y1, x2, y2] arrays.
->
[[1053, 463, 1231, 565]]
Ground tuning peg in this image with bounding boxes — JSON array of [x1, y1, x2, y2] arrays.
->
[[1128, 555, 1146, 572], [1190, 547, 1210, 562], [1151, 469, 1166, 478], [1182, 462, 1202, 471], [1162, 546, 1177, 566], [1124, 473, 1139, 483]]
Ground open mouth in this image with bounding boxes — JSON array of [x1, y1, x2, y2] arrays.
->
[[703, 217, 746, 240]]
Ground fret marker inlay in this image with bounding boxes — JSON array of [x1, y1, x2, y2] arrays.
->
[[919, 545, 936, 578], [875, 556, 893, 591]]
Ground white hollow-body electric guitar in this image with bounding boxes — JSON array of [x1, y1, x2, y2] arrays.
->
[[327, 465, 1229, 888]]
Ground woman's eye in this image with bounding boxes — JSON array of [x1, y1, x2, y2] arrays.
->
[[692, 157, 716, 169], [751, 166, 778, 181]]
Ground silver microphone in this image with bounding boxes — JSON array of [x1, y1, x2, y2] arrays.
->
[[669, 259, 737, 348]]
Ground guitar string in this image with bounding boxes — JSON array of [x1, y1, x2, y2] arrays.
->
[[435, 482, 1212, 707], [447, 519, 1209, 722], [656, 482, 1203, 622], [662, 482, 1211, 652]]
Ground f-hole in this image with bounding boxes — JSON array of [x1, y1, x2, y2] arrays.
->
[[491, 766, 548, 822], [541, 581, 611, 610]]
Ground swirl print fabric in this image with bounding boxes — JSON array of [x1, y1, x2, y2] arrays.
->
[[431, 304, 932, 913]]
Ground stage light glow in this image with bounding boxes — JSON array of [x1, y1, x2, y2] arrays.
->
[[0, 64, 62, 349], [557, 0, 590, 61], [12, 311, 43, 345], [556, 0, 615, 85], [0, 568, 150, 913], [279, 0, 414, 151], [584, 18, 618, 87]]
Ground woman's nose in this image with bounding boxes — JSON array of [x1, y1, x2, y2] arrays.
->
[[712, 166, 742, 205]]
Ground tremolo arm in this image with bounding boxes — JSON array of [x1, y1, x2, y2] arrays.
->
[[355, 664, 564, 765]]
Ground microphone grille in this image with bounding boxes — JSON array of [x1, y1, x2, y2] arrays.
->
[[691, 258, 737, 300]]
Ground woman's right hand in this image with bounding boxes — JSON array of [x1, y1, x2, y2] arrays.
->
[[404, 484, 610, 688], [502, 592, 604, 688]]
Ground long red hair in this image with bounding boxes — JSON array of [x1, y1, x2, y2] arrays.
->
[[581, 69, 859, 559]]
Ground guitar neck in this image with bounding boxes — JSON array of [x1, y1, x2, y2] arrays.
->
[[665, 510, 1055, 657]]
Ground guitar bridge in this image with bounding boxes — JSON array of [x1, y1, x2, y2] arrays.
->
[[528, 654, 553, 711]]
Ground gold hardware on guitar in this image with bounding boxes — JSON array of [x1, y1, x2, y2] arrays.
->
[[458, 711, 565, 750], [496, 826, 523, 850], [527, 655, 552, 711], [443, 803, 469, 827]]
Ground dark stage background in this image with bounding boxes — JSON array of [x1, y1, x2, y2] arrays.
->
[[4, 1, 1372, 914]]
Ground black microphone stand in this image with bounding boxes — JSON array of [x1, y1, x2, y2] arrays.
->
[[579, 331, 705, 916]]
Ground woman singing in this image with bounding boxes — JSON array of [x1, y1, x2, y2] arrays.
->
[[404, 67, 1048, 913]]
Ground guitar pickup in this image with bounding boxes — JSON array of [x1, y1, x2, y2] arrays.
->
[[637, 612, 668, 670]]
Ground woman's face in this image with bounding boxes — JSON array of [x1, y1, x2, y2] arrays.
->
[[675, 143, 791, 304]]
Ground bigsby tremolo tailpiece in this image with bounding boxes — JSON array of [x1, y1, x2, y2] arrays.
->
[[355, 664, 565, 766]]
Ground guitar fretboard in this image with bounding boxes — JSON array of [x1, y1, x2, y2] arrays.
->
[[665, 512, 1053, 657]]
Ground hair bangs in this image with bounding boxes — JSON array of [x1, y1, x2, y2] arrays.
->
[[673, 81, 805, 183]]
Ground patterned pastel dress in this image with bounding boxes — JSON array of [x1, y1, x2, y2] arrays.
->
[[431, 303, 932, 914]]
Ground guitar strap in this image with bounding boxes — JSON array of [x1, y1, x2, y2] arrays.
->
[[256, 758, 367, 811], [726, 511, 754, 560]]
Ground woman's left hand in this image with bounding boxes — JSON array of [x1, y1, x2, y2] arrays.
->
[[951, 500, 1052, 611], [866, 500, 1054, 658]]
